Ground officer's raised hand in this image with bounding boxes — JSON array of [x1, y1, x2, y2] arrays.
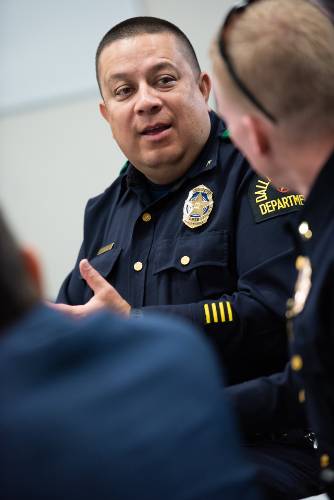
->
[[52, 259, 131, 318]]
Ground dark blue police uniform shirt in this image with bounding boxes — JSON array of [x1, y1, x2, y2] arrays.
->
[[289, 150, 334, 497], [226, 151, 334, 498], [57, 112, 304, 384], [0, 304, 262, 500]]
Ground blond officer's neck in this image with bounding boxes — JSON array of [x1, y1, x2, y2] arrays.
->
[[283, 137, 334, 198]]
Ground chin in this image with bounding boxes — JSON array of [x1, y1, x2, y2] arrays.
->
[[143, 148, 183, 168]]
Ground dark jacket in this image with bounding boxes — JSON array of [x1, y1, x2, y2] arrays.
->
[[57, 112, 303, 384], [227, 151, 334, 498], [0, 305, 261, 500]]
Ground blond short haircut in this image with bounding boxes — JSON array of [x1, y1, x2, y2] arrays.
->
[[224, 0, 334, 133]]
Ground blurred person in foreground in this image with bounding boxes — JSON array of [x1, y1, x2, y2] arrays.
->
[[211, 0, 334, 498], [0, 207, 262, 500]]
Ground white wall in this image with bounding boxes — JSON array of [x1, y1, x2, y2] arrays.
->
[[144, 0, 236, 74], [0, 0, 235, 299], [0, 96, 125, 299], [1, 0, 144, 113]]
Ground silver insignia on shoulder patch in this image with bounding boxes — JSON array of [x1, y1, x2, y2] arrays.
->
[[183, 184, 214, 229]]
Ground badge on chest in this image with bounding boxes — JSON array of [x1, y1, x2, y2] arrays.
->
[[183, 185, 214, 229]]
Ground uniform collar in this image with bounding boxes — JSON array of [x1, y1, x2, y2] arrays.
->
[[181, 110, 226, 180]]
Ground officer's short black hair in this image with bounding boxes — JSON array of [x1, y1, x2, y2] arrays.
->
[[0, 210, 39, 332], [95, 16, 201, 96]]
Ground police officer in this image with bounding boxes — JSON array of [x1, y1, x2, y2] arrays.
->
[[56, 16, 302, 386], [211, 0, 334, 497]]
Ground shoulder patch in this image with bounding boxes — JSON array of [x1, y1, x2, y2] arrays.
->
[[249, 177, 304, 223]]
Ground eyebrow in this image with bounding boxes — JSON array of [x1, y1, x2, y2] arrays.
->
[[105, 61, 179, 86]]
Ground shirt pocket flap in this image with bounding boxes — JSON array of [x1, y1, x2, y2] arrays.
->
[[153, 231, 229, 274], [81, 246, 122, 279]]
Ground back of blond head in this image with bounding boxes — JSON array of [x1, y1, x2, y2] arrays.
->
[[226, 0, 334, 134]]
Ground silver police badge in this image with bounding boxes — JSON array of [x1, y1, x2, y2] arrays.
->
[[183, 185, 214, 229]]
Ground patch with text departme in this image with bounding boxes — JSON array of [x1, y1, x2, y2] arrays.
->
[[249, 177, 304, 223]]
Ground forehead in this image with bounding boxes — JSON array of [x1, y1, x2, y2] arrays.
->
[[98, 32, 190, 81]]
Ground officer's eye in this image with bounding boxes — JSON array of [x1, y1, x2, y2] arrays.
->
[[114, 85, 133, 100], [156, 75, 176, 87]]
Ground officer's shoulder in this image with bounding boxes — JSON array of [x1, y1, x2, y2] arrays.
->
[[216, 125, 250, 180], [85, 166, 126, 214], [248, 175, 305, 223]]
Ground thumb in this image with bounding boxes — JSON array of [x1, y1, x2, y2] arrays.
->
[[79, 259, 107, 294]]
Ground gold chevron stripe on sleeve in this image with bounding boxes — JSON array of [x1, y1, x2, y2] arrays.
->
[[204, 303, 211, 324], [211, 302, 219, 323], [226, 301, 233, 321], [205, 301, 234, 325], [219, 302, 225, 322]]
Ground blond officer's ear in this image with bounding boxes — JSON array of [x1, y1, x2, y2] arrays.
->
[[241, 114, 271, 157]]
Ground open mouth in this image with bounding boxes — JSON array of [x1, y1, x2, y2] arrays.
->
[[141, 124, 172, 136]]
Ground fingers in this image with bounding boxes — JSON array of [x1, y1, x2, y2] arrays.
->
[[47, 301, 88, 318], [70, 259, 131, 317], [79, 259, 108, 293]]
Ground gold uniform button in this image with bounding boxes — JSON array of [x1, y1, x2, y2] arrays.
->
[[180, 255, 190, 266], [298, 221, 313, 240], [291, 354, 303, 371], [134, 261, 143, 272], [321, 454, 330, 469], [142, 212, 152, 222], [298, 389, 306, 403]]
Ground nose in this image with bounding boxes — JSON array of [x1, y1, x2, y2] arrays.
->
[[134, 84, 162, 115]]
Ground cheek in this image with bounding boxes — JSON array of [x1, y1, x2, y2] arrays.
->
[[110, 115, 134, 145], [180, 93, 209, 128]]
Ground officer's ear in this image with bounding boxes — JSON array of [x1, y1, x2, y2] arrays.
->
[[241, 114, 271, 158], [99, 101, 109, 122], [20, 246, 43, 298], [198, 72, 211, 103]]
